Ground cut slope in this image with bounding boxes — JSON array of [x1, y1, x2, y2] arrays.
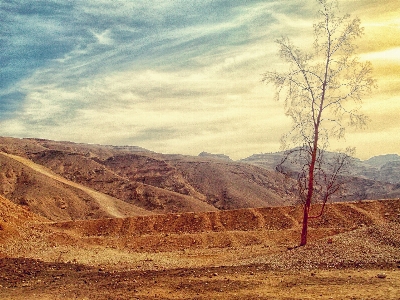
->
[[261, 222, 400, 270], [51, 199, 400, 249], [0, 198, 398, 270]]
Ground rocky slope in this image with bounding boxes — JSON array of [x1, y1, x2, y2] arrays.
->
[[0, 152, 151, 221], [0, 137, 295, 220], [241, 151, 400, 184], [1, 137, 399, 221], [241, 150, 400, 200]]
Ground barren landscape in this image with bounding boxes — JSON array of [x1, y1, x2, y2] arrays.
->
[[0, 137, 399, 299], [2, 0, 400, 298]]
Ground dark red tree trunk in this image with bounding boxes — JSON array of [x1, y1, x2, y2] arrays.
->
[[300, 202, 309, 246]]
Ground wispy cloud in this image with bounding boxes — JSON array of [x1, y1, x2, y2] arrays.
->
[[1, 0, 399, 159]]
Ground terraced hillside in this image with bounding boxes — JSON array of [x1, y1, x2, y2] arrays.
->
[[1, 197, 398, 263], [49, 199, 400, 253], [1, 191, 399, 299]]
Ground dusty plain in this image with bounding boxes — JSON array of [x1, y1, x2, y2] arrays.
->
[[1, 196, 399, 299]]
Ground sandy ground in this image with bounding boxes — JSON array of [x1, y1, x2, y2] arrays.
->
[[1, 223, 399, 300], [1, 189, 399, 299], [0, 257, 399, 300]]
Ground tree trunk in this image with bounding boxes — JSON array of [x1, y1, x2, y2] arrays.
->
[[300, 200, 310, 246], [300, 144, 318, 246], [299, 50, 326, 245]]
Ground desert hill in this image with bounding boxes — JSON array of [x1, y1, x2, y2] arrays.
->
[[0, 151, 152, 220], [0, 137, 295, 220], [1, 136, 400, 222], [0, 194, 47, 237], [161, 155, 294, 209]]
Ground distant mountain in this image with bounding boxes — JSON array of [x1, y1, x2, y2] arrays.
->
[[240, 150, 400, 185], [198, 152, 232, 161], [240, 152, 284, 170], [0, 137, 295, 221], [378, 161, 400, 184], [364, 154, 400, 168]]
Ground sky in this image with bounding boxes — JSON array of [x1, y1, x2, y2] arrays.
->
[[1, 0, 399, 160]]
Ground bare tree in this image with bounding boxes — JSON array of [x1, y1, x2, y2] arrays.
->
[[262, 0, 376, 246]]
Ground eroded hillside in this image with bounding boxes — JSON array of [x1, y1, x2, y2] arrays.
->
[[1, 137, 399, 222], [0, 152, 152, 220], [0, 137, 295, 220]]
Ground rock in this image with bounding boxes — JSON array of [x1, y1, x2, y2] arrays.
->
[[377, 273, 387, 279]]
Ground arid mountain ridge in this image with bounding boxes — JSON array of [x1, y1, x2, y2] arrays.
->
[[241, 151, 400, 184], [0, 136, 399, 222]]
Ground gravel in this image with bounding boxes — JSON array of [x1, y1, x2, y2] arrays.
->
[[256, 222, 400, 270]]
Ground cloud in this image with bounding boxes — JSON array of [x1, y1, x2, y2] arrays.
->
[[362, 47, 400, 62], [90, 29, 113, 45], [0, 1, 77, 73], [1, 58, 289, 159], [1, 0, 399, 159], [338, 127, 400, 160]]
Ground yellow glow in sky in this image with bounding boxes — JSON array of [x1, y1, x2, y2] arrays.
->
[[0, 0, 399, 160]]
